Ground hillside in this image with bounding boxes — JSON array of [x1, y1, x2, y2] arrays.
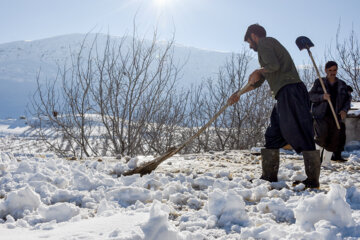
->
[[0, 34, 234, 118]]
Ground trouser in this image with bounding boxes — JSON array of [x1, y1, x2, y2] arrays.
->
[[314, 115, 346, 152], [265, 82, 315, 153]]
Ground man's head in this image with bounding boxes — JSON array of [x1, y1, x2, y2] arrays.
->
[[325, 61, 338, 79], [244, 24, 266, 52]]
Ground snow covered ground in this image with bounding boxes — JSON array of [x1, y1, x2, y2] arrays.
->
[[1, 119, 360, 239]]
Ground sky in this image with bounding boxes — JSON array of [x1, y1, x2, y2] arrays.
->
[[0, 0, 359, 65]]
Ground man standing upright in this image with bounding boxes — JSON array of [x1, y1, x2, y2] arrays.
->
[[309, 61, 352, 163], [228, 24, 320, 188]]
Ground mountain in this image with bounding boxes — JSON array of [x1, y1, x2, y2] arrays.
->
[[0, 34, 234, 118]]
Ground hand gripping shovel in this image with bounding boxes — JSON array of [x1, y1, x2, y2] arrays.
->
[[122, 82, 252, 176], [296, 36, 340, 130]]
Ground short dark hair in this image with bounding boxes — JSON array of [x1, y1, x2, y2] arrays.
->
[[244, 24, 266, 41], [325, 61, 338, 69]]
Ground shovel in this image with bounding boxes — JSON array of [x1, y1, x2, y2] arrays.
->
[[122, 82, 252, 176], [296, 36, 340, 130]]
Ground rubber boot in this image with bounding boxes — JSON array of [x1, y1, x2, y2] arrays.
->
[[260, 148, 279, 182], [331, 151, 347, 162], [293, 150, 321, 189]]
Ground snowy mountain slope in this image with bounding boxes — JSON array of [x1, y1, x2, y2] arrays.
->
[[0, 34, 233, 118]]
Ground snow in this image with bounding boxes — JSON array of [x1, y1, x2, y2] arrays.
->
[[349, 102, 360, 116], [2, 120, 360, 239], [0, 187, 41, 219], [294, 184, 354, 231], [140, 200, 182, 240], [39, 202, 80, 223], [0, 34, 234, 118], [207, 189, 249, 229]]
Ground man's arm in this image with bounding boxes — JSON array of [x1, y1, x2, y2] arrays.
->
[[342, 85, 352, 112], [227, 70, 263, 105], [340, 84, 353, 120], [250, 68, 266, 88], [227, 85, 255, 105]]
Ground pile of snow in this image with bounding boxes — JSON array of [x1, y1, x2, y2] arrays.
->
[[1, 130, 360, 238], [39, 202, 80, 223], [207, 189, 249, 230], [294, 184, 354, 231], [0, 187, 40, 219], [141, 200, 182, 240]]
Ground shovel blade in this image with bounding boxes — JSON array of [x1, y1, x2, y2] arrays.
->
[[295, 36, 314, 51]]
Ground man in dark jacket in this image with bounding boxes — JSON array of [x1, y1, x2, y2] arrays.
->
[[228, 24, 320, 188], [309, 61, 352, 162]]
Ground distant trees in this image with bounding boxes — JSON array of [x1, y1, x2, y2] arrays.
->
[[30, 30, 184, 158], [196, 52, 272, 151], [29, 31, 273, 158], [298, 64, 320, 90], [332, 27, 360, 100]]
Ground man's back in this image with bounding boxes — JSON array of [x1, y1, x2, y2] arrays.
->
[[258, 37, 301, 97]]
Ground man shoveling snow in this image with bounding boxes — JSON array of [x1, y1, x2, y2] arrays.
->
[[228, 24, 320, 189]]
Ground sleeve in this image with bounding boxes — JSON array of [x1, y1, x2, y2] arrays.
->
[[252, 74, 266, 89], [341, 84, 352, 112], [309, 79, 325, 103], [258, 42, 280, 73]]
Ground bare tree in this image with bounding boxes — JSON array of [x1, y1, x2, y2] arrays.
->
[[90, 30, 182, 156], [298, 64, 320, 90], [30, 35, 99, 158], [30, 28, 183, 157], [329, 26, 360, 100], [180, 83, 207, 153], [192, 49, 272, 152], [29, 29, 278, 158], [143, 89, 190, 154]]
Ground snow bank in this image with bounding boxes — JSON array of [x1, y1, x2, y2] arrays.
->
[[72, 170, 101, 191], [207, 188, 249, 229], [141, 200, 182, 240], [39, 202, 80, 222], [2, 131, 360, 239], [257, 197, 295, 223], [294, 184, 354, 231], [106, 186, 153, 207], [0, 187, 41, 219], [346, 186, 360, 209]]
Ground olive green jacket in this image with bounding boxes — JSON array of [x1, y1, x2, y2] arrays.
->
[[253, 37, 302, 97]]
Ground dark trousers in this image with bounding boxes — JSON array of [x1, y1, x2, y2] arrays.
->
[[314, 117, 346, 152], [265, 83, 315, 153]]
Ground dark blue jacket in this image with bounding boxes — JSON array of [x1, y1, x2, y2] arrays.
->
[[309, 78, 351, 119]]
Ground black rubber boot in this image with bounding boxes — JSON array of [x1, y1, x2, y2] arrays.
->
[[260, 148, 279, 182], [331, 152, 347, 162], [293, 150, 321, 189]]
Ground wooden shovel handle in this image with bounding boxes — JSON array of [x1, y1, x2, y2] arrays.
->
[[122, 82, 253, 176]]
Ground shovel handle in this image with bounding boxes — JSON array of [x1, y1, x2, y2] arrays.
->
[[174, 82, 253, 154], [307, 49, 341, 130], [122, 83, 253, 176]]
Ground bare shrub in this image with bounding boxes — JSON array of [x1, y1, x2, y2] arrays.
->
[[30, 29, 184, 157], [329, 26, 360, 100]]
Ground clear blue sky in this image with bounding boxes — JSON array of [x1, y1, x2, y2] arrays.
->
[[1, 0, 359, 65]]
